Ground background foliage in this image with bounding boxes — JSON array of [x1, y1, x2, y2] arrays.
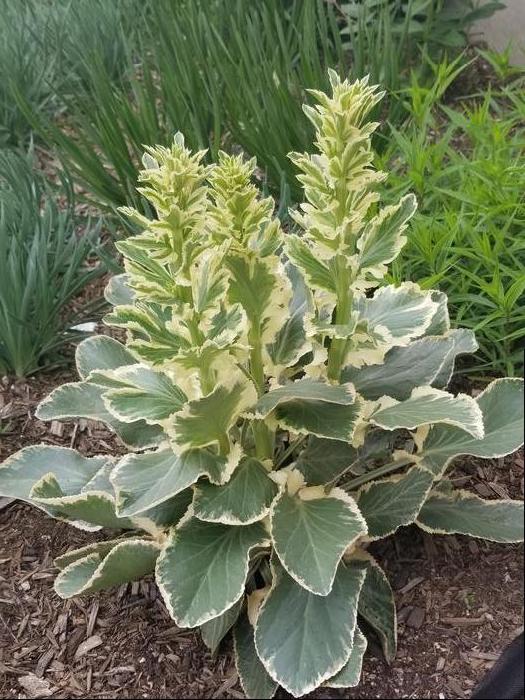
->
[[0, 0, 522, 378]]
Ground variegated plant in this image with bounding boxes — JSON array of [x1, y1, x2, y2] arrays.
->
[[1, 72, 523, 698]]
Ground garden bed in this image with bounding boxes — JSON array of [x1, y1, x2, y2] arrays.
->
[[0, 375, 523, 699]]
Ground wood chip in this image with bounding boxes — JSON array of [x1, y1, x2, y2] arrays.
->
[[489, 482, 509, 498], [35, 648, 55, 678], [406, 607, 426, 629], [399, 576, 425, 595], [474, 483, 493, 497], [74, 634, 103, 659], [436, 657, 446, 672], [86, 601, 99, 638], [50, 421, 65, 437], [442, 615, 486, 627], [18, 674, 54, 698]]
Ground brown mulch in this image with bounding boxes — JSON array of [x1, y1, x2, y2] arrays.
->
[[1, 373, 523, 699]]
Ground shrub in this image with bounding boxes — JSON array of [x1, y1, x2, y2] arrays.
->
[[16, 0, 501, 212], [0, 0, 60, 146], [385, 68, 525, 375], [1, 75, 523, 697], [0, 149, 105, 377]]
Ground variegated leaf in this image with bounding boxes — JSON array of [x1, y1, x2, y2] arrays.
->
[[285, 235, 336, 293], [36, 382, 115, 423], [156, 518, 269, 627], [102, 365, 187, 424], [112, 447, 233, 517], [172, 381, 256, 451], [266, 263, 310, 370], [55, 539, 132, 570], [55, 539, 160, 598], [417, 490, 524, 542], [355, 283, 437, 346], [104, 273, 135, 306], [354, 553, 396, 663], [431, 329, 478, 388], [424, 290, 450, 335], [371, 386, 484, 438], [271, 488, 367, 595], [30, 473, 135, 530], [357, 194, 416, 272], [296, 436, 359, 484], [252, 379, 361, 441], [343, 336, 454, 401], [234, 614, 278, 699], [201, 598, 243, 654], [76, 335, 137, 380], [325, 626, 367, 688], [0, 446, 107, 506], [255, 559, 366, 697], [356, 466, 434, 539], [417, 378, 524, 477], [193, 457, 278, 525], [226, 254, 289, 344], [35, 381, 164, 450]]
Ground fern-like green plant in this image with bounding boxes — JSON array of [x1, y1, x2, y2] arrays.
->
[[1, 73, 523, 698]]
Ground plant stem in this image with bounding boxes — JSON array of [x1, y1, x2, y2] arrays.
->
[[249, 324, 274, 459], [275, 434, 308, 468], [327, 288, 352, 382], [341, 457, 414, 491], [218, 433, 230, 456]]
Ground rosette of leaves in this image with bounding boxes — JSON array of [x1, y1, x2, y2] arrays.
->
[[1, 72, 523, 698]]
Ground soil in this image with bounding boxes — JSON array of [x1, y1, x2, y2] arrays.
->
[[0, 374, 523, 700]]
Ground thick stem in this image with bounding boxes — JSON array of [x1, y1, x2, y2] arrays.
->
[[275, 435, 308, 468], [218, 432, 230, 456], [249, 324, 274, 460], [341, 457, 414, 491], [327, 291, 352, 382]]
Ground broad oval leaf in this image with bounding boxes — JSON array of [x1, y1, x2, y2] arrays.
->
[[417, 490, 524, 542], [36, 382, 115, 423], [255, 559, 366, 697], [102, 365, 187, 424], [355, 283, 438, 345], [354, 553, 396, 663], [156, 518, 269, 627], [252, 379, 361, 441], [193, 457, 278, 525], [296, 436, 359, 485], [104, 273, 135, 306], [112, 447, 233, 517], [418, 378, 524, 477], [201, 598, 243, 654], [271, 488, 367, 595], [35, 381, 164, 450], [356, 466, 434, 539], [371, 386, 484, 438], [76, 335, 136, 380], [325, 626, 367, 688], [172, 380, 256, 451], [55, 539, 160, 598], [55, 539, 132, 570], [30, 474, 135, 530], [234, 614, 278, 699], [431, 328, 478, 388], [343, 336, 454, 401], [0, 445, 107, 504]]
